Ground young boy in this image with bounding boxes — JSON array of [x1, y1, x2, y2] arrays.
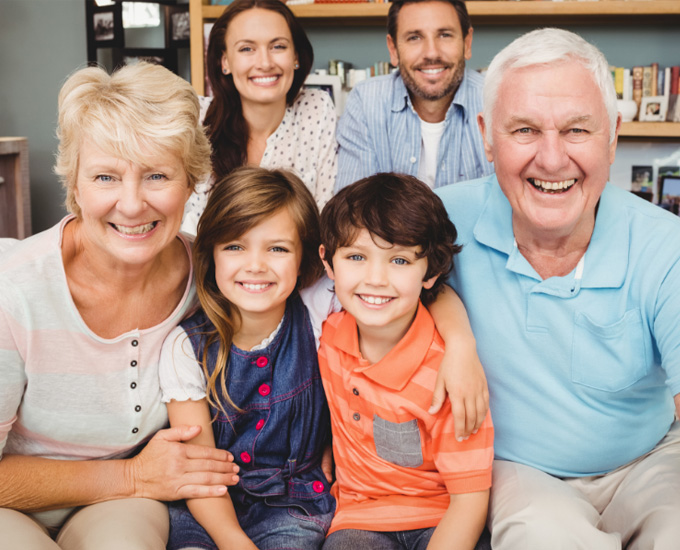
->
[[318, 173, 493, 550]]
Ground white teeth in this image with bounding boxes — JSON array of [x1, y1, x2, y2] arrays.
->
[[421, 68, 444, 74], [530, 178, 577, 193], [360, 295, 392, 305], [242, 282, 270, 290], [113, 222, 155, 235], [252, 76, 278, 84]]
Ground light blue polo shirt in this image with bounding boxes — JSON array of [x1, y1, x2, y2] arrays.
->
[[437, 175, 680, 477]]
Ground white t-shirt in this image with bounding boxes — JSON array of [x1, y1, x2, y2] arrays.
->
[[417, 118, 446, 189]]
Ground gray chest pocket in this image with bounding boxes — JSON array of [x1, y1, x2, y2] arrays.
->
[[373, 415, 423, 468]]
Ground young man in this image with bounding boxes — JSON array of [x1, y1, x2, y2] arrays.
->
[[335, 0, 493, 191], [318, 173, 494, 550]]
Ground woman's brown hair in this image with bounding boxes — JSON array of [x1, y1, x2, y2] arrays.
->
[[193, 166, 323, 415]]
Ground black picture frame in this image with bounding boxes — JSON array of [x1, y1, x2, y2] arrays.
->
[[87, 3, 124, 53], [166, 5, 190, 48], [121, 48, 179, 74]]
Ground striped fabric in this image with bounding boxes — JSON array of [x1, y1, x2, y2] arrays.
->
[[0, 217, 196, 528], [335, 70, 494, 191], [318, 304, 493, 535]]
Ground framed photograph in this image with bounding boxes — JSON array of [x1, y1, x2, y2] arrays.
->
[[90, 3, 123, 48], [639, 96, 668, 122], [658, 175, 680, 215], [122, 48, 178, 74], [166, 5, 190, 48], [304, 74, 345, 115], [631, 165, 653, 193]]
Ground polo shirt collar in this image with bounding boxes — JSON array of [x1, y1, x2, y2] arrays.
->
[[390, 70, 471, 123], [580, 183, 628, 289], [473, 177, 628, 289], [331, 303, 436, 391]]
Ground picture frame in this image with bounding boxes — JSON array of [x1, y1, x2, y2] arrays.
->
[[639, 96, 668, 122], [631, 165, 653, 193], [304, 74, 345, 115], [122, 48, 178, 74], [166, 5, 190, 48], [89, 3, 123, 49]]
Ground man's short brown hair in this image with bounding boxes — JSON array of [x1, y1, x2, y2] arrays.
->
[[387, 0, 472, 41]]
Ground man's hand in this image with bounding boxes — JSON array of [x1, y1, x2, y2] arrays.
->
[[430, 342, 489, 441]]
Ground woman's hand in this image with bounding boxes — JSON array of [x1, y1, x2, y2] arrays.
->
[[126, 425, 240, 501], [429, 340, 489, 441]]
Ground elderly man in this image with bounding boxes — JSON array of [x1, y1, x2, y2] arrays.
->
[[335, 0, 493, 190], [437, 28, 680, 549]]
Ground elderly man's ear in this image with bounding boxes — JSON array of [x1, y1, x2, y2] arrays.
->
[[477, 113, 494, 164]]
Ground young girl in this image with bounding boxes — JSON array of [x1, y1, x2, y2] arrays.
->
[[181, 0, 337, 236], [159, 166, 334, 550]]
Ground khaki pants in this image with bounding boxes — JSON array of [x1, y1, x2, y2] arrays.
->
[[0, 498, 168, 550], [489, 421, 680, 550]]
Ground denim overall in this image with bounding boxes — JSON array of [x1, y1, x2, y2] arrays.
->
[[167, 294, 335, 550]]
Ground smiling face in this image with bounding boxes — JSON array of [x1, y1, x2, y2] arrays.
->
[[387, 1, 472, 113], [479, 60, 620, 243], [213, 207, 302, 327], [222, 8, 298, 110], [322, 229, 437, 344], [74, 140, 190, 268]]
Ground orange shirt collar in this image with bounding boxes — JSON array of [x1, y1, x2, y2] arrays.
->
[[332, 302, 435, 391]]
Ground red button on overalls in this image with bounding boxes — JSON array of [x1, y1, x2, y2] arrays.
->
[[240, 452, 251, 463], [312, 481, 324, 493], [255, 419, 265, 430], [256, 356, 268, 368], [259, 384, 271, 396]]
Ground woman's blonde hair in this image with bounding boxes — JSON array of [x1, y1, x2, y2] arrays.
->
[[193, 166, 323, 416], [54, 62, 211, 217]]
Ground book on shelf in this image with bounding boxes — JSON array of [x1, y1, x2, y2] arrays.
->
[[614, 63, 680, 121]]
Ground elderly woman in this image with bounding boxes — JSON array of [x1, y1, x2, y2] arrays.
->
[[436, 29, 680, 549], [0, 63, 236, 549]]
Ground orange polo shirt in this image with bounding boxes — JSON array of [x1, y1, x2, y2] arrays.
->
[[318, 304, 494, 535]]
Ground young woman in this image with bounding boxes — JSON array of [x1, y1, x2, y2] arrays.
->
[[182, 0, 337, 235]]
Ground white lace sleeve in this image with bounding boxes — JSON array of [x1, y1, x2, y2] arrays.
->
[[158, 325, 208, 403], [300, 275, 342, 349]]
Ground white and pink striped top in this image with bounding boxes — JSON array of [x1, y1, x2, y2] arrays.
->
[[0, 216, 196, 527]]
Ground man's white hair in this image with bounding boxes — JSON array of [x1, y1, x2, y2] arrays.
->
[[482, 28, 618, 145]]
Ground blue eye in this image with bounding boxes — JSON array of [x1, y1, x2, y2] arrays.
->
[[96, 174, 113, 183], [392, 258, 408, 265], [149, 173, 166, 181], [223, 244, 242, 251], [271, 246, 289, 253], [347, 254, 364, 261]]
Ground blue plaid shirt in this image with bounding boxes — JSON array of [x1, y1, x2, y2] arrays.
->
[[336, 70, 493, 191]]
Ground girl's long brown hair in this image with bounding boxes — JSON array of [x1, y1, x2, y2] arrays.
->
[[193, 166, 323, 416], [204, 0, 314, 182]]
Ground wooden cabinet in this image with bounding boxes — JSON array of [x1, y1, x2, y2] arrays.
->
[[189, 0, 680, 139], [0, 138, 31, 239]]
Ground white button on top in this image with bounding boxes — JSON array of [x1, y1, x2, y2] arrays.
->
[[410, 156, 417, 163]]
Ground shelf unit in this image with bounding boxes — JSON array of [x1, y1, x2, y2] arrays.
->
[[189, 0, 680, 139]]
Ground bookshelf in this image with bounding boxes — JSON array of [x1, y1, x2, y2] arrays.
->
[[189, 0, 680, 139]]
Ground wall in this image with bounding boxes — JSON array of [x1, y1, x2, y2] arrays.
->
[[1, 0, 87, 233]]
